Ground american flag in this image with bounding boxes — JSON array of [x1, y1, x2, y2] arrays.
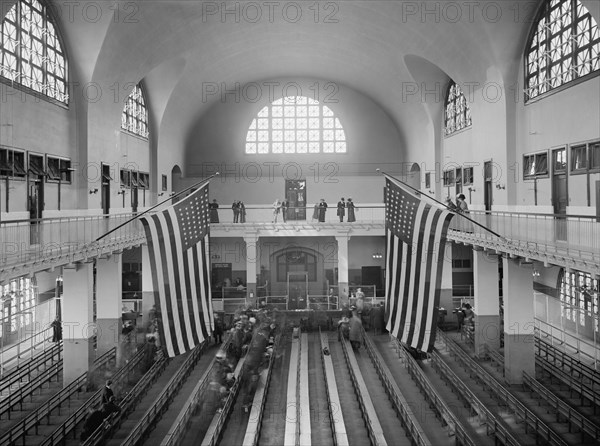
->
[[384, 175, 454, 353], [139, 182, 213, 357]]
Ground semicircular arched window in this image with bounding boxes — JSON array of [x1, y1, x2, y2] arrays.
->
[[245, 96, 347, 154], [525, 0, 600, 102], [0, 0, 68, 103], [444, 81, 472, 136], [121, 83, 149, 139]]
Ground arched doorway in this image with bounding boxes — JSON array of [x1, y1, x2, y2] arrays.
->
[[269, 247, 325, 309], [406, 162, 421, 190]]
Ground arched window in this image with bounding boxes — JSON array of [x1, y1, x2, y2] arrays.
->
[[0, 0, 68, 103], [525, 0, 599, 101], [444, 81, 472, 136], [121, 83, 149, 139], [245, 96, 347, 154]]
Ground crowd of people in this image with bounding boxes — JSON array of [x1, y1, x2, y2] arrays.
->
[[205, 198, 359, 223], [312, 197, 357, 222], [80, 380, 122, 442], [205, 308, 278, 414]]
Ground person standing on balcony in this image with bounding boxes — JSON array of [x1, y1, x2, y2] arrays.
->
[[232, 201, 240, 223], [346, 198, 356, 222], [272, 199, 282, 223], [337, 197, 345, 222], [209, 199, 220, 223], [318, 198, 328, 222], [51, 316, 62, 342], [456, 194, 473, 232], [281, 199, 288, 222], [239, 201, 246, 223]]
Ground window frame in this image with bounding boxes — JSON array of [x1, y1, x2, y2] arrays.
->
[[46, 156, 71, 183], [523, 151, 549, 179], [121, 83, 150, 139], [245, 96, 347, 155], [0, 0, 69, 104], [463, 166, 474, 185], [444, 80, 472, 137], [27, 151, 46, 177], [0, 147, 27, 179], [570, 143, 588, 173], [161, 174, 167, 191], [524, 0, 600, 103]]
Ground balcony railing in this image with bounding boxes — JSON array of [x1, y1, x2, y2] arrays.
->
[[1, 206, 597, 273], [451, 210, 600, 262], [0, 213, 145, 268]]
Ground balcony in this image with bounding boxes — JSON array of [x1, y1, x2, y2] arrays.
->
[[0, 213, 146, 282], [1, 205, 598, 282]]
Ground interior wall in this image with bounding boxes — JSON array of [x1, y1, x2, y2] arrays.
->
[[184, 78, 405, 178]]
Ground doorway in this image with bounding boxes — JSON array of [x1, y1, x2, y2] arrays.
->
[[483, 161, 493, 229], [552, 148, 568, 241], [285, 179, 306, 221], [101, 164, 111, 216], [28, 179, 43, 245], [287, 271, 308, 310]]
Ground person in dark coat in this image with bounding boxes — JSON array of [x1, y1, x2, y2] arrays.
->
[[348, 308, 363, 350], [232, 201, 240, 223], [239, 201, 246, 223], [102, 380, 114, 405], [101, 396, 121, 418], [370, 303, 385, 335], [209, 199, 220, 223], [213, 313, 224, 344], [318, 199, 328, 222], [80, 407, 105, 441], [337, 198, 345, 222], [346, 198, 356, 222], [51, 317, 62, 342]]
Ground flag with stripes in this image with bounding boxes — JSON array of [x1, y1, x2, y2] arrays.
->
[[139, 182, 213, 357], [384, 176, 454, 353]]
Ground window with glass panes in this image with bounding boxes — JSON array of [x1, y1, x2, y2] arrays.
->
[[525, 0, 600, 101], [121, 83, 149, 138], [444, 81, 472, 136], [560, 269, 599, 332], [0, 0, 68, 103], [245, 96, 347, 154]]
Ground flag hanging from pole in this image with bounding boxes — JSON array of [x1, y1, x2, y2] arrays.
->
[[139, 182, 213, 357], [384, 175, 454, 353]]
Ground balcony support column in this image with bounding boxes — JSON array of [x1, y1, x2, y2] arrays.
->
[[62, 263, 94, 386], [502, 257, 535, 384], [473, 250, 501, 358]]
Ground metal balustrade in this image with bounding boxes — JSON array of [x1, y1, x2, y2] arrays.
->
[[535, 321, 600, 371], [522, 371, 600, 441], [319, 328, 350, 446], [361, 329, 431, 446], [82, 350, 168, 446], [437, 330, 570, 446], [1, 207, 597, 283], [0, 360, 61, 419], [339, 334, 387, 446], [39, 346, 145, 446], [0, 371, 88, 446], [429, 350, 521, 446], [160, 332, 235, 446], [121, 343, 208, 446], [242, 331, 282, 446], [451, 210, 600, 263], [0, 340, 60, 397], [535, 335, 600, 390], [389, 335, 476, 446]]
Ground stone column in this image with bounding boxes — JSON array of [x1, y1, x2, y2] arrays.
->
[[244, 235, 259, 308], [62, 263, 94, 386], [336, 235, 349, 309], [96, 254, 123, 365], [502, 257, 535, 384], [473, 250, 501, 357]]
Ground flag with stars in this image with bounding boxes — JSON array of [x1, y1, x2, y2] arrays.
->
[[139, 182, 213, 357], [384, 175, 454, 353]]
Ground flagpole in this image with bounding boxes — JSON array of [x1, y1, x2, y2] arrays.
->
[[377, 168, 505, 240], [94, 172, 220, 242]]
